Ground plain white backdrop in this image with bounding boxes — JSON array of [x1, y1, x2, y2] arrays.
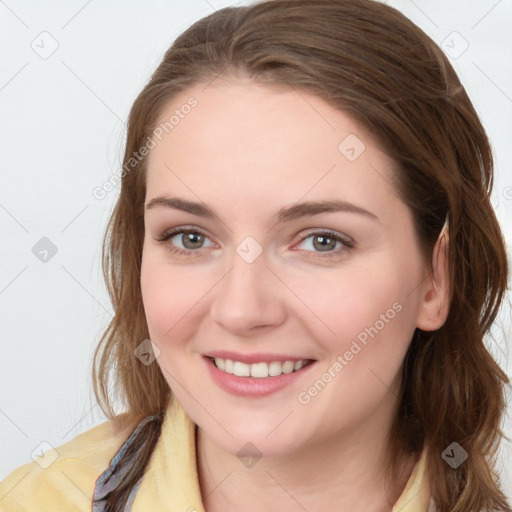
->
[[1, 0, 511, 502]]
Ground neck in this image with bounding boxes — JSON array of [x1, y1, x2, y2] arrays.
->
[[196, 395, 418, 512]]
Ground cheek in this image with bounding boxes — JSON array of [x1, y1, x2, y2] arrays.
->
[[286, 258, 414, 349], [292, 264, 417, 415], [140, 250, 216, 345], [286, 258, 421, 405]]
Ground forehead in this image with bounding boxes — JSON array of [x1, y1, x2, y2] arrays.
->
[[145, 79, 399, 221]]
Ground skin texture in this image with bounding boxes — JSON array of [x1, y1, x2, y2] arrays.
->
[[140, 77, 449, 512]]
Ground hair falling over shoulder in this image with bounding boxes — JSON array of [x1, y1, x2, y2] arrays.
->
[[92, 1, 511, 510]]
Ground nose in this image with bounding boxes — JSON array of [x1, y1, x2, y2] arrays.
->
[[209, 248, 287, 335]]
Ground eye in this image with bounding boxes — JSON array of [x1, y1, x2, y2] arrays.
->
[[154, 227, 354, 259], [155, 227, 215, 256], [295, 230, 354, 257]]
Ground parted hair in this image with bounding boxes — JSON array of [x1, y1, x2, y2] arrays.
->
[[92, 1, 511, 510]]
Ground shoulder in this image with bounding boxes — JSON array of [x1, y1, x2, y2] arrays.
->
[[0, 416, 134, 512]]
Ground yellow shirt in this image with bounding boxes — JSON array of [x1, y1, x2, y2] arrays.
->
[[0, 397, 435, 511]]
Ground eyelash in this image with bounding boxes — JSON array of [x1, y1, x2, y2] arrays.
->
[[155, 226, 355, 259]]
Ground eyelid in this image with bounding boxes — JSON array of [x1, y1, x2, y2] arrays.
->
[[296, 227, 353, 245], [292, 228, 355, 257], [155, 225, 215, 248], [155, 225, 354, 257]]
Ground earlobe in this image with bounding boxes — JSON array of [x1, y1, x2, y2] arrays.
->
[[416, 218, 451, 331]]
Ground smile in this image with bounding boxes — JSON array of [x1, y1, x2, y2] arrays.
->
[[210, 357, 313, 378]]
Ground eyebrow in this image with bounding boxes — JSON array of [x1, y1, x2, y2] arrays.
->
[[144, 196, 379, 224]]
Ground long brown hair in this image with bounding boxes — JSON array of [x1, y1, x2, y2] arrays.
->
[[92, 1, 511, 510]]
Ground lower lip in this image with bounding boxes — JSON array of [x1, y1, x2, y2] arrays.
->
[[203, 356, 316, 398]]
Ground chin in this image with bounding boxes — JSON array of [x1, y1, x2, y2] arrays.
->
[[199, 410, 313, 458]]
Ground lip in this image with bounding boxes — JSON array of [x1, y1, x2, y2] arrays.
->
[[203, 350, 313, 364], [203, 355, 317, 398]]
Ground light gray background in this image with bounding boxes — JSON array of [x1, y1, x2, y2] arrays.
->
[[1, 0, 511, 502]]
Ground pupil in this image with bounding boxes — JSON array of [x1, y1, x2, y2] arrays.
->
[[313, 235, 335, 252], [183, 232, 203, 249]]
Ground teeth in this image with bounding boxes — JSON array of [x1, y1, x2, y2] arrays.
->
[[224, 359, 234, 374], [251, 362, 268, 378], [268, 361, 282, 377], [282, 361, 294, 374], [233, 361, 251, 377], [212, 357, 310, 378]]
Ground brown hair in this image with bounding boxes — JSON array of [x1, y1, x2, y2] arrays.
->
[[92, 1, 511, 510]]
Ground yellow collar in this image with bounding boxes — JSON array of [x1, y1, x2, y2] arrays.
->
[[132, 396, 433, 512]]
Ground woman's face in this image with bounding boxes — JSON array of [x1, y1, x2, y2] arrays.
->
[[140, 77, 440, 458]]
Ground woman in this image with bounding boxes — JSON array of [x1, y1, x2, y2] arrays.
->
[[1, 0, 510, 511]]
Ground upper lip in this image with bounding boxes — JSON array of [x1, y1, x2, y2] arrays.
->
[[203, 350, 315, 364]]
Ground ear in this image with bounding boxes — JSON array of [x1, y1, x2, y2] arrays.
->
[[416, 223, 450, 331]]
